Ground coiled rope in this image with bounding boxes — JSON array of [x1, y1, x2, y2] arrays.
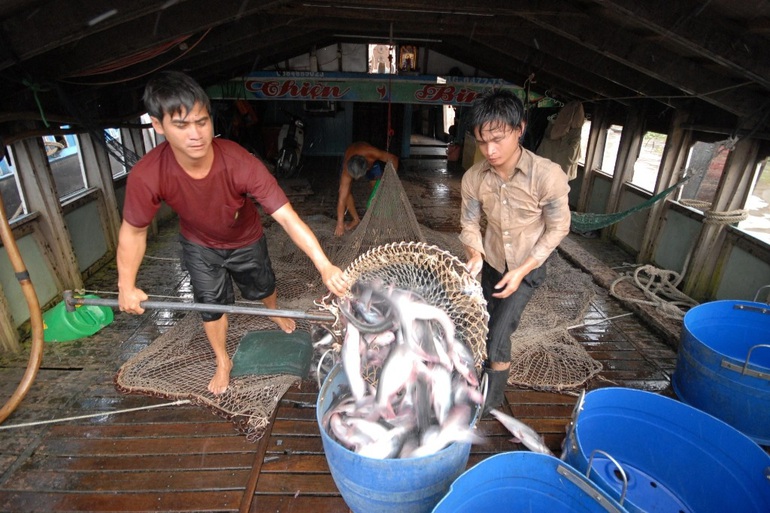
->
[[610, 264, 699, 320]]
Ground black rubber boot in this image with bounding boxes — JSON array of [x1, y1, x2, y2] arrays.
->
[[482, 368, 509, 417]]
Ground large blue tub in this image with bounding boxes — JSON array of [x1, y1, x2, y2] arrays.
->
[[672, 299, 770, 445], [562, 387, 770, 513], [432, 452, 627, 512], [316, 364, 476, 513]]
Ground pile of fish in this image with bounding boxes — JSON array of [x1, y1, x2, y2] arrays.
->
[[321, 281, 485, 459]]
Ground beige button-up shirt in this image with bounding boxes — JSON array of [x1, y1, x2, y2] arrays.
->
[[459, 148, 571, 274]]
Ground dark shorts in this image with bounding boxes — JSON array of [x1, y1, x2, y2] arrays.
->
[[365, 162, 384, 181], [482, 261, 546, 363], [180, 235, 276, 322]]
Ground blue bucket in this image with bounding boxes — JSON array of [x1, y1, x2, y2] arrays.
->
[[672, 299, 770, 445], [562, 387, 770, 513], [432, 452, 627, 512], [316, 364, 476, 513]]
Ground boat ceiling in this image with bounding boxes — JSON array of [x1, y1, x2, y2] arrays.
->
[[1, 0, 770, 138]]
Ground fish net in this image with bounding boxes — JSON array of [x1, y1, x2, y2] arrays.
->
[[506, 252, 602, 391], [116, 314, 308, 442], [320, 241, 489, 388], [115, 161, 598, 440]]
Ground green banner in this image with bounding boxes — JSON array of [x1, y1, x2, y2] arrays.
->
[[207, 72, 557, 107]]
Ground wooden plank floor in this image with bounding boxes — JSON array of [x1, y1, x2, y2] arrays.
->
[[0, 156, 687, 512]]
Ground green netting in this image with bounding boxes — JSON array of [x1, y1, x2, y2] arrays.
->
[[570, 178, 687, 233], [231, 330, 313, 379]]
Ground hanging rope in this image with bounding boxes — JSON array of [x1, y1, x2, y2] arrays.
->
[[22, 79, 51, 128]]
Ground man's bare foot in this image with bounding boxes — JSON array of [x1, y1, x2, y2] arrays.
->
[[208, 358, 233, 395], [271, 316, 296, 333], [345, 219, 359, 231]]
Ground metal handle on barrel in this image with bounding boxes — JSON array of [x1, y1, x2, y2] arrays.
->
[[753, 284, 770, 304], [564, 389, 586, 455], [720, 344, 770, 381], [741, 344, 770, 377], [586, 449, 628, 506]]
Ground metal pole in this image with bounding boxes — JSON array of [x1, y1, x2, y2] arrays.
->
[[63, 290, 336, 323]]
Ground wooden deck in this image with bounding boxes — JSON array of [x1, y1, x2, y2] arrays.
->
[[0, 157, 687, 512]]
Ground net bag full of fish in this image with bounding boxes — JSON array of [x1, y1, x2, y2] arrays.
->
[[316, 243, 489, 513]]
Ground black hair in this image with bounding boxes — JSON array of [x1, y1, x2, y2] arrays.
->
[[469, 88, 525, 133], [347, 155, 368, 179], [143, 70, 211, 120]]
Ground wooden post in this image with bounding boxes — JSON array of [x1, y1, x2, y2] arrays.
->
[[576, 104, 609, 213], [605, 104, 646, 240], [638, 108, 692, 262], [13, 137, 83, 290], [682, 138, 760, 299], [78, 133, 121, 252], [0, 280, 19, 353]]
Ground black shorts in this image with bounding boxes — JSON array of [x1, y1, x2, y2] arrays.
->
[[180, 235, 276, 322], [482, 261, 546, 363]]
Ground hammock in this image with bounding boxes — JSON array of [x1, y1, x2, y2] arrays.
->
[[570, 178, 687, 233]]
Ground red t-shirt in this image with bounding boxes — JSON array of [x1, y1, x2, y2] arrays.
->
[[123, 138, 288, 249]]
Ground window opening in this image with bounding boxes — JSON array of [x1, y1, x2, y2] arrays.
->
[[679, 141, 729, 206], [105, 128, 128, 178], [632, 131, 666, 192], [368, 44, 396, 74], [579, 119, 591, 166], [45, 132, 88, 199], [738, 157, 770, 245], [0, 146, 26, 220], [599, 124, 623, 175]]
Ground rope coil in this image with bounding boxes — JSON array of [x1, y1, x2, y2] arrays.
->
[[610, 264, 698, 319]]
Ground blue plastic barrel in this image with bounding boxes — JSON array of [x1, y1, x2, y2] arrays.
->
[[433, 452, 627, 512], [562, 387, 770, 513], [672, 299, 770, 445], [316, 364, 475, 513]]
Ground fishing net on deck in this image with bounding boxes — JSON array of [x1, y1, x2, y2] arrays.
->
[[506, 252, 602, 391], [116, 313, 313, 442], [115, 159, 598, 440]]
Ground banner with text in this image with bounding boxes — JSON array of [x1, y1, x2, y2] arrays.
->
[[207, 72, 556, 107]]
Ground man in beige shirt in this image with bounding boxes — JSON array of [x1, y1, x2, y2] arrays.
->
[[460, 88, 571, 414]]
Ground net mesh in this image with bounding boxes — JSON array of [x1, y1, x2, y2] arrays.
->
[[327, 162, 426, 270], [116, 160, 600, 440], [570, 178, 687, 233], [507, 252, 602, 390], [116, 314, 309, 442], [321, 241, 489, 387]]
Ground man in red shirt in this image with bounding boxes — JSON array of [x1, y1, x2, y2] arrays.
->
[[118, 71, 347, 395]]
